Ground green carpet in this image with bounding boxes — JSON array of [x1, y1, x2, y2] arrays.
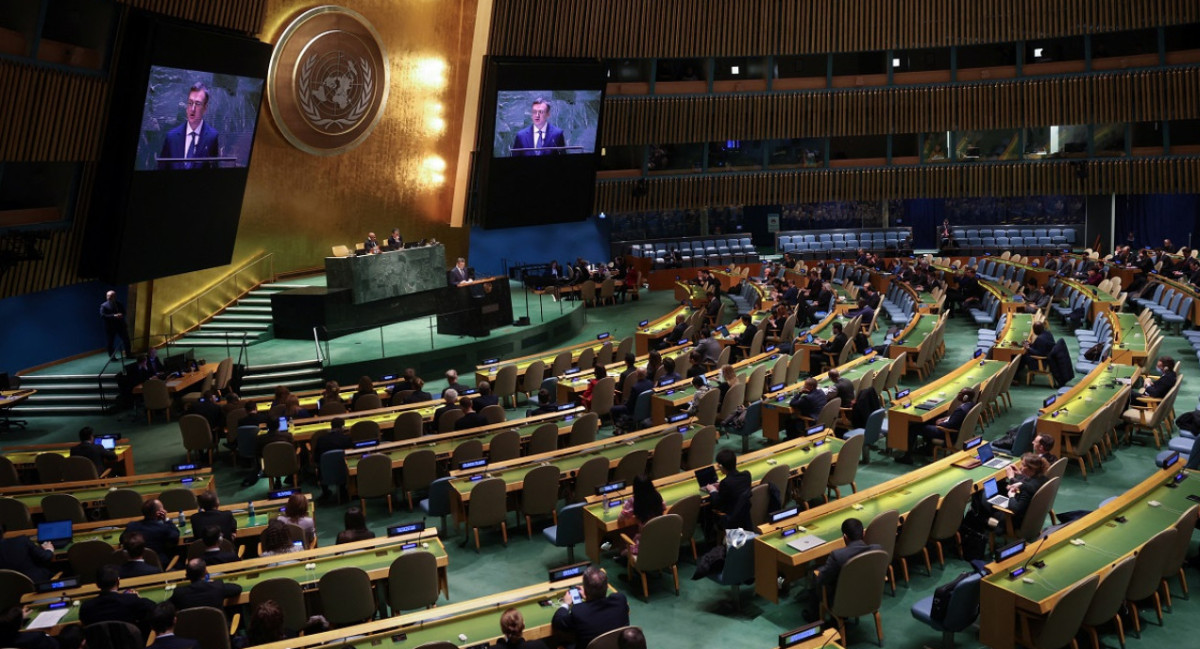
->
[[4, 285, 1199, 648]]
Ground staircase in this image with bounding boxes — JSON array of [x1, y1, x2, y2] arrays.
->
[[171, 281, 317, 350], [11, 372, 122, 415], [237, 359, 325, 399]]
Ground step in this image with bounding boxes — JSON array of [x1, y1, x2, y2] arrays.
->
[[202, 323, 270, 332], [177, 331, 257, 339], [212, 313, 274, 323], [13, 381, 120, 392], [11, 404, 113, 415], [247, 359, 322, 371], [21, 393, 121, 404], [19, 373, 121, 383], [173, 338, 255, 349], [239, 378, 325, 397], [227, 305, 273, 314], [237, 297, 273, 306], [241, 367, 324, 384]]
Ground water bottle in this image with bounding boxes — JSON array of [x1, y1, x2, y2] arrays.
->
[[248, 502, 256, 525], [177, 511, 186, 532]]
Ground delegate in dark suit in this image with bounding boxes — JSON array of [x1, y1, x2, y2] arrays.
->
[[551, 591, 629, 649], [0, 535, 55, 582], [157, 122, 220, 170], [816, 538, 881, 594], [119, 560, 162, 579], [168, 578, 243, 611], [148, 634, 198, 649], [80, 590, 156, 629], [512, 123, 566, 156], [70, 441, 116, 472], [790, 388, 828, 420], [1140, 368, 1177, 401], [1023, 329, 1055, 373], [124, 519, 180, 565], [449, 265, 470, 285], [190, 509, 237, 542]]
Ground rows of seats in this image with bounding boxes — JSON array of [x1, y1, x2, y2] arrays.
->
[[627, 236, 758, 269], [947, 226, 1077, 249], [776, 229, 911, 256], [973, 258, 1028, 285], [1135, 283, 1195, 333], [881, 285, 917, 324]]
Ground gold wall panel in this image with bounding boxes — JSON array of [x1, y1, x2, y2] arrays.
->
[[138, 0, 481, 341]]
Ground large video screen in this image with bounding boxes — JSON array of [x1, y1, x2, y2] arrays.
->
[[82, 10, 272, 285], [475, 58, 607, 230], [134, 66, 265, 171], [492, 90, 602, 158]]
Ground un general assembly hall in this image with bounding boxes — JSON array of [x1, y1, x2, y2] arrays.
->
[[3, 1, 1200, 648]]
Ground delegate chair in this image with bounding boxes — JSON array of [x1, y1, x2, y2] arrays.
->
[[420, 477, 453, 536], [1081, 555, 1136, 649], [143, 378, 172, 423], [250, 578, 307, 635], [357, 453, 395, 514], [401, 448, 437, 511], [820, 549, 890, 646], [0, 497, 33, 531], [520, 464, 561, 539], [467, 477, 508, 551], [319, 567, 377, 626], [386, 551, 440, 614], [1125, 528, 1175, 635], [41, 493, 86, 524], [0, 569, 34, 612], [543, 502, 586, 563], [910, 572, 982, 649], [892, 493, 938, 586], [175, 606, 235, 649], [1017, 575, 1099, 649], [621, 513, 683, 599]]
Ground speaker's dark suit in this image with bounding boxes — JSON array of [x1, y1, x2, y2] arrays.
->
[[512, 124, 566, 156], [158, 122, 220, 170]]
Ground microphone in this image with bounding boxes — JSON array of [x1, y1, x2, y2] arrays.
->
[[1020, 533, 1050, 573]]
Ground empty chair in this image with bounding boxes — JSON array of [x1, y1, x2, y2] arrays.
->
[[493, 364, 519, 408], [520, 464, 561, 538], [1124, 528, 1175, 635], [893, 493, 938, 586], [621, 513, 683, 599], [0, 569, 34, 613], [262, 441, 300, 489], [350, 420, 381, 443], [401, 448, 437, 510], [438, 408, 465, 432], [487, 428, 521, 463], [929, 479, 973, 567], [68, 539, 116, 584], [1081, 555, 1136, 649], [686, 425, 718, 470], [1162, 505, 1199, 606], [357, 453, 395, 513], [865, 510, 900, 595], [528, 422, 560, 455], [451, 439, 484, 468], [795, 451, 833, 509], [543, 502, 585, 562], [572, 456, 610, 503], [467, 477, 509, 551], [41, 493, 86, 523], [159, 487, 198, 514], [392, 411, 424, 440], [318, 449, 348, 504], [319, 567, 377, 626], [176, 606, 234, 649], [62, 455, 103, 482], [481, 404, 507, 425], [667, 493, 702, 560], [614, 450, 649, 484], [34, 453, 66, 483], [568, 412, 600, 446], [0, 456, 19, 487], [179, 413, 215, 465], [419, 477, 453, 536], [827, 434, 863, 498], [0, 497, 33, 531], [1019, 575, 1099, 649], [352, 392, 383, 411], [84, 621, 144, 649], [143, 378, 172, 423], [386, 550, 440, 613], [650, 433, 683, 479]]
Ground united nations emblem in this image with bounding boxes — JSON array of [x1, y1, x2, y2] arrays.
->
[[267, 6, 389, 155]]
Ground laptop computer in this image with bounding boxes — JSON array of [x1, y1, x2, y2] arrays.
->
[[694, 466, 719, 490], [982, 477, 1009, 508], [786, 534, 827, 553], [95, 435, 118, 451], [37, 520, 73, 549], [977, 442, 1012, 470]]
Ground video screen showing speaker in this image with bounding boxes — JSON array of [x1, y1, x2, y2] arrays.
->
[[476, 58, 606, 230], [82, 9, 271, 284], [134, 66, 264, 171]]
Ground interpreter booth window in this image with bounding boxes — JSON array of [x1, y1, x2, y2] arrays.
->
[[707, 140, 764, 171], [1091, 28, 1159, 70], [1026, 125, 1090, 158], [598, 144, 643, 172], [921, 133, 951, 164], [773, 54, 827, 90], [1164, 23, 1200, 63], [1169, 119, 1200, 154], [957, 42, 1017, 81], [891, 47, 951, 84], [37, 0, 115, 71], [1093, 124, 1127, 157], [713, 57, 767, 92], [955, 129, 1020, 162], [655, 58, 707, 94], [892, 134, 920, 165], [1024, 36, 1085, 76], [647, 143, 703, 174], [829, 135, 887, 167], [605, 59, 652, 95], [0, 162, 80, 228], [767, 138, 824, 169], [831, 50, 888, 88], [1131, 122, 1165, 156]]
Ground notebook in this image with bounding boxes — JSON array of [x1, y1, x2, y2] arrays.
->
[[694, 466, 719, 490], [37, 520, 73, 549], [977, 442, 1012, 470]]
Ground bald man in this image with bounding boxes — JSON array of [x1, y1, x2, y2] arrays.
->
[[100, 290, 132, 360]]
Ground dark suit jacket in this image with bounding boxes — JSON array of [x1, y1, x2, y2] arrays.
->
[[119, 559, 162, 579], [791, 388, 828, 419], [1027, 331, 1055, 358], [820, 333, 848, 357], [551, 592, 629, 649], [940, 402, 974, 431], [491, 638, 548, 649], [449, 266, 470, 285], [833, 378, 855, 404], [124, 519, 180, 564], [336, 529, 376, 544], [168, 579, 243, 611], [433, 405, 460, 426], [512, 123, 566, 156], [70, 442, 116, 471], [148, 633, 199, 649], [1008, 474, 1048, 527], [454, 412, 489, 431], [313, 430, 352, 462], [1144, 369, 1177, 399], [386, 235, 403, 250], [201, 549, 241, 565], [472, 394, 500, 411], [817, 539, 883, 591], [713, 470, 753, 530], [0, 535, 54, 582], [79, 590, 156, 628], [100, 299, 128, 334], [190, 510, 237, 541], [403, 390, 432, 404], [158, 122, 220, 170], [256, 430, 295, 457], [189, 400, 223, 430]]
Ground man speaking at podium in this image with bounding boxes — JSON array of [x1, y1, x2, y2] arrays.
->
[[449, 257, 471, 285], [511, 98, 565, 156], [158, 82, 221, 170]]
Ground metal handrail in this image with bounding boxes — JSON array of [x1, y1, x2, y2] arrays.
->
[[163, 253, 275, 344]]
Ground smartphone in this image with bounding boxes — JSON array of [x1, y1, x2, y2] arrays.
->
[[568, 586, 583, 604]]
